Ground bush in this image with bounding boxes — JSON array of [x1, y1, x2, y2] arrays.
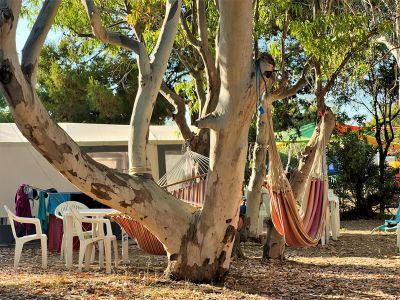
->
[[328, 130, 398, 219]]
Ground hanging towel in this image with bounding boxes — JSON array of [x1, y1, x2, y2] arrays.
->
[[47, 192, 71, 215], [37, 191, 48, 234], [14, 184, 33, 233]]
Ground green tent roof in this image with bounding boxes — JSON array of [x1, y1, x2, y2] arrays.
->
[[276, 123, 315, 143]]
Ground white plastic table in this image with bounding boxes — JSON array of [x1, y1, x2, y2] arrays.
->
[[64, 208, 129, 268]]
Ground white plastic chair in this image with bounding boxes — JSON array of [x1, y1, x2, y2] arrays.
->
[[71, 208, 118, 273], [4, 205, 47, 269], [54, 201, 91, 260]]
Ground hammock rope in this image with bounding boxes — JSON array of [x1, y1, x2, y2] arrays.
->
[[266, 101, 329, 247]]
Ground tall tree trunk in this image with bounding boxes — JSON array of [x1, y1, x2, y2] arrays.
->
[[247, 110, 268, 238], [246, 56, 309, 240], [263, 218, 285, 259], [166, 0, 255, 281]]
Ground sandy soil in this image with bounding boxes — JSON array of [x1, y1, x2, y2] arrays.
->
[[0, 219, 398, 299]]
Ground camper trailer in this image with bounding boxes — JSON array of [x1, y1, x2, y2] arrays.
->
[[0, 123, 190, 243]]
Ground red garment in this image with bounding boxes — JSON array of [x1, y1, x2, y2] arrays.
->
[[14, 184, 33, 233]]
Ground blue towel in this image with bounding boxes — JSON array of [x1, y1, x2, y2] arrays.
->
[[38, 191, 48, 234], [47, 193, 71, 215]]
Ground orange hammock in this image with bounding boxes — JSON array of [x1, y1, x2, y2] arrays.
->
[[109, 214, 167, 255], [109, 178, 207, 255], [266, 102, 328, 248]]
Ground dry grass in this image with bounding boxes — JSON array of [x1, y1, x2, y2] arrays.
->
[[0, 219, 399, 299]]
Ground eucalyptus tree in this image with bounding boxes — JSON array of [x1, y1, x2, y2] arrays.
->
[[0, 0, 274, 282], [245, 0, 374, 258]]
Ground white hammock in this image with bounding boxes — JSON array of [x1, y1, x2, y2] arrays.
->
[[157, 147, 209, 192]]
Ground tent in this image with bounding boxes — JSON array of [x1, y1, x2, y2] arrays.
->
[[276, 122, 400, 150], [0, 123, 191, 220], [276, 123, 315, 145]]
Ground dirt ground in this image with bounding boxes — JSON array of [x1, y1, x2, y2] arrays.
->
[[0, 219, 399, 299]]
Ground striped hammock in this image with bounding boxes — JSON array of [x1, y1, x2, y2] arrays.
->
[[266, 101, 329, 248], [110, 149, 209, 255]]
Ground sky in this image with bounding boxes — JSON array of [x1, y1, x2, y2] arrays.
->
[[16, 18, 30, 55], [16, 18, 60, 56]]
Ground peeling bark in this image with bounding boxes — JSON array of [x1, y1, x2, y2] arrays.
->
[[166, 1, 256, 281]]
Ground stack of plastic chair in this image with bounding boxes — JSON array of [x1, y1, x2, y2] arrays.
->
[[4, 205, 47, 269], [54, 201, 91, 260], [70, 208, 118, 273], [328, 189, 340, 240]]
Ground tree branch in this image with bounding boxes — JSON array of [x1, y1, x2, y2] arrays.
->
[[128, 0, 182, 175], [196, 112, 220, 130], [376, 35, 400, 60], [192, 70, 207, 112], [271, 76, 307, 102], [321, 51, 353, 97], [196, 0, 208, 48], [180, 12, 201, 47], [270, 61, 311, 102], [389, 108, 400, 122], [81, 0, 140, 54], [321, 29, 378, 99], [174, 47, 199, 73], [178, 1, 220, 117], [195, 1, 220, 117], [81, 0, 150, 74], [160, 81, 196, 142], [151, 0, 182, 74], [352, 98, 374, 115], [21, 0, 61, 83]]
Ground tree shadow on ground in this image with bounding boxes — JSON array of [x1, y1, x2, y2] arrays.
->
[[285, 232, 397, 259], [0, 220, 399, 299], [225, 256, 399, 299]]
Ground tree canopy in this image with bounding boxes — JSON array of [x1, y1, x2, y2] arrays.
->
[[37, 41, 172, 124]]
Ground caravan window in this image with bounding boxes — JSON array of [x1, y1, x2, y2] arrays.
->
[[87, 152, 129, 173]]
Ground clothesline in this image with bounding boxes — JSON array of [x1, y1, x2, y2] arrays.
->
[[24, 184, 82, 196]]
